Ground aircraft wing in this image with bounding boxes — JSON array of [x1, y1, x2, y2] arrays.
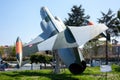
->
[[22, 33, 47, 56], [37, 30, 78, 51], [37, 24, 108, 51], [69, 24, 108, 46]]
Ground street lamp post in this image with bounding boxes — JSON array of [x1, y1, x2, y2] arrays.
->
[[105, 31, 111, 65], [105, 36, 108, 65]]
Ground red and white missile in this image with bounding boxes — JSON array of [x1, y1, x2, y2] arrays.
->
[[16, 37, 22, 67]]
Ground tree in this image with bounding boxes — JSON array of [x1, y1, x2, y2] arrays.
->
[[11, 46, 16, 57], [117, 9, 120, 19], [38, 54, 52, 68], [0, 46, 4, 57], [98, 9, 120, 64], [117, 9, 120, 31], [64, 5, 90, 26], [6, 46, 16, 57], [30, 54, 38, 64], [98, 9, 120, 37], [82, 37, 104, 66], [30, 53, 52, 69]]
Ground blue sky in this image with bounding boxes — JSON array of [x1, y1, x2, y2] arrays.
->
[[0, 0, 120, 45]]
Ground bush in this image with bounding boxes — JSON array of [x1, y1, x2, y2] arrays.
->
[[30, 54, 52, 64], [3, 57, 16, 61]]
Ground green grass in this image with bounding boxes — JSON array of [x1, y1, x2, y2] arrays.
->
[[0, 65, 120, 80]]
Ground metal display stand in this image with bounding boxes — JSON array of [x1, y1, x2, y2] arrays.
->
[[52, 50, 60, 74]]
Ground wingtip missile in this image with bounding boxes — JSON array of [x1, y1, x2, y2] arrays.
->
[[16, 37, 23, 68]]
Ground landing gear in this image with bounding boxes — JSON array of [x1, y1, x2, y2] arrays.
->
[[69, 61, 86, 75]]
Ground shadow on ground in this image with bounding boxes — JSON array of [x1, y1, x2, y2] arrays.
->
[[2, 70, 79, 80]]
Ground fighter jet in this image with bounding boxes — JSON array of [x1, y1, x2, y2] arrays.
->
[[16, 7, 108, 74]]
